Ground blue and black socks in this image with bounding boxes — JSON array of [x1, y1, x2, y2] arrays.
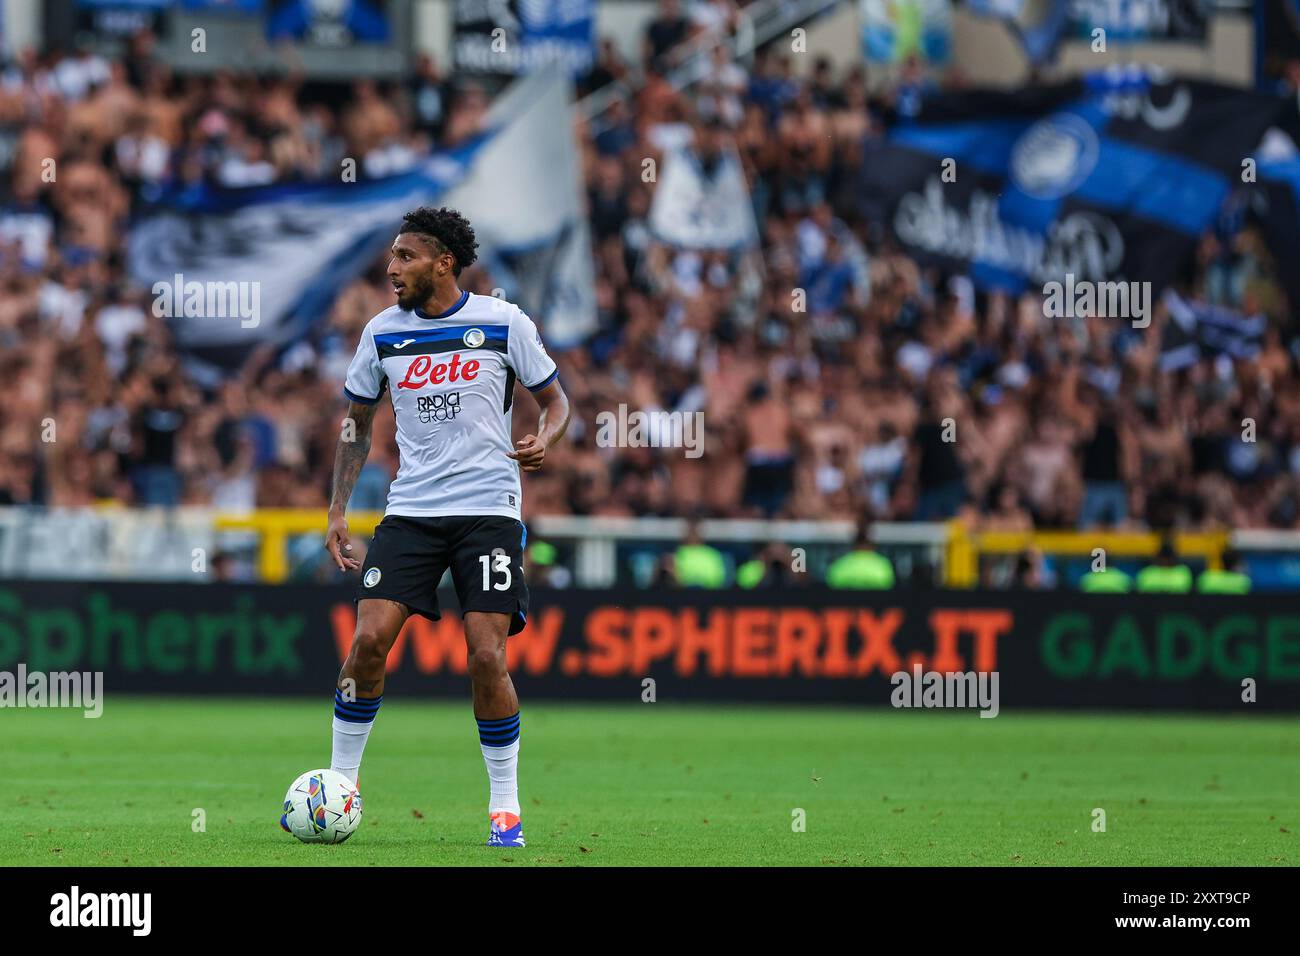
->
[[330, 689, 383, 785], [329, 693, 519, 816], [478, 712, 521, 816]]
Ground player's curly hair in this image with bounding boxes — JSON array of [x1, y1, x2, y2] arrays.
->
[[399, 206, 479, 277]]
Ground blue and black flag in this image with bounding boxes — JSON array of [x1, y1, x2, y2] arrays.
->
[[859, 73, 1299, 297]]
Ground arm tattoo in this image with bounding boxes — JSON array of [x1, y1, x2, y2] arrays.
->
[[330, 402, 377, 514]]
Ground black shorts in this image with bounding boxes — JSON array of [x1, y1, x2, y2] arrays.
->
[[355, 515, 530, 636]]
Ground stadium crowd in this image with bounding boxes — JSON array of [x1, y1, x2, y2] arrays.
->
[[0, 7, 1297, 577]]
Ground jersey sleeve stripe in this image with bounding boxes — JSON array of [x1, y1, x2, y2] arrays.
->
[[524, 368, 559, 392], [343, 386, 380, 405]]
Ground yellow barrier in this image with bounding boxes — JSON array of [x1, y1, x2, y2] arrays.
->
[[214, 509, 384, 583], [944, 526, 1229, 587], [211, 508, 1228, 587]]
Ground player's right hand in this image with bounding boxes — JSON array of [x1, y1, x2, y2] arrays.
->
[[326, 513, 361, 572]]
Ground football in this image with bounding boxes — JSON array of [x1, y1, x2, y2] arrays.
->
[[279, 770, 362, 844]]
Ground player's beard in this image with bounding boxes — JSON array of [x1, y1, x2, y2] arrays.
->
[[396, 272, 436, 312]]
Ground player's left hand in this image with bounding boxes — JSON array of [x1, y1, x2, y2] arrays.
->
[[507, 434, 547, 471]]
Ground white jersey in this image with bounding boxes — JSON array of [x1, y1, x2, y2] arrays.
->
[[343, 291, 558, 519]]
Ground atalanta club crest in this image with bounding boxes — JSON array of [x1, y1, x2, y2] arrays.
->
[[463, 328, 486, 348], [1010, 112, 1099, 200]]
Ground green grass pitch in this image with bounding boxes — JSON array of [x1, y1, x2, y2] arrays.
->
[[3, 698, 1295, 866]]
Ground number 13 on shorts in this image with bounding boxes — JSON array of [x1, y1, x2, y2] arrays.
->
[[479, 553, 512, 591]]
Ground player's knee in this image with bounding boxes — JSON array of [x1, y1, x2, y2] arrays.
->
[[466, 644, 507, 682], [350, 626, 392, 669]]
